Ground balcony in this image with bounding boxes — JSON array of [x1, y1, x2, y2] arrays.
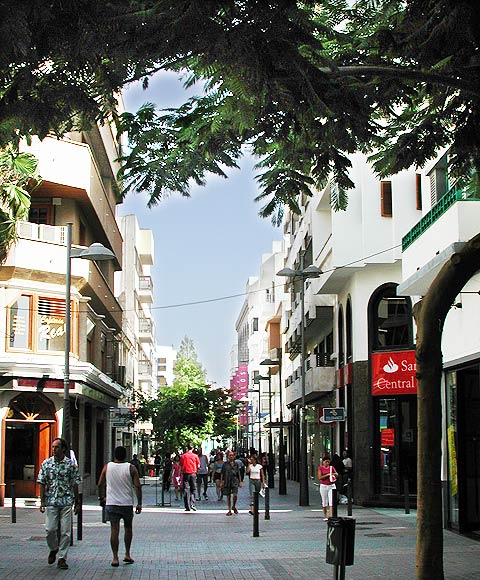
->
[[138, 276, 153, 303], [399, 183, 480, 295], [138, 361, 152, 376], [22, 136, 123, 261], [285, 353, 335, 406], [3, 225, 122, 330], [138, 317, 154, 343]]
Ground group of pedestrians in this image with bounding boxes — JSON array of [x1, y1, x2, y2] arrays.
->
[[35, 440, 275, 571]]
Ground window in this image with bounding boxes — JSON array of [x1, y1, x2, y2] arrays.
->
[[8, 295, 32, 349], [380, 181, 392, 217], [346, 299, 353, 362], [37, 297, 66, 352], [7, 294, 77, 354], [416, 174, 422, 211], [369, 284, 413, 350], [252, 318, 259, 332], [29, 204, 51, 225], [338, 307, 345, 366]]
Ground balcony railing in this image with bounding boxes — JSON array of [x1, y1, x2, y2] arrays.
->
[[402, 183, 480, 251]]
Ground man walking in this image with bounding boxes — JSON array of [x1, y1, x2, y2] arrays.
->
[[37, 437, 81, 570], [97, 446, 142, 567], [196, 447, 209, 501], [221, 450, 243, 516], [180, 444, 200, 511]]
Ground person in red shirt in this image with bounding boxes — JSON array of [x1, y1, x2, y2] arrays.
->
[[317, 455, 338, 521], [179, 444, 200, 512]]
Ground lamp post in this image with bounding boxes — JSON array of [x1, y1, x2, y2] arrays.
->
[[255, 373, 274, 488], [260, 356, 286, 495], [63, 222, 115, 448], [277, 264, 322, 506], [247, 388, 262, 455]]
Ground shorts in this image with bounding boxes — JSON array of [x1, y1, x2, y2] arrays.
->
[[105, 505, 134, 525], [223, 482, 239, 496], [213, 472, 222, 481]]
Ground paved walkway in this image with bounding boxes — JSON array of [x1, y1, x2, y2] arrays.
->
[[0, 477, 478, 579]]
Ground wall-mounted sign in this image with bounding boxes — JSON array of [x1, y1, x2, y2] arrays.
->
[[371, 350, 417, 396], [321, 407, 345, 422]]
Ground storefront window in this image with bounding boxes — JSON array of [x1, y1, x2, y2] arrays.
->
[[379, 398, 398, 493], [37, 297, 67, 352], [8, 295, 31, 349], [446, 370, 459, 527], [7, 294, 75, 354]]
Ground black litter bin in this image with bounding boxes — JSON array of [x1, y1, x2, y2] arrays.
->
[[326, 517, 356, 566]]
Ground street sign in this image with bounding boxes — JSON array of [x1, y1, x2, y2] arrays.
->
[[322, 407, 345, 422]]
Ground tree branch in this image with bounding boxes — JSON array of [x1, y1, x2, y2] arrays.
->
[[320, 65, 480, 98]]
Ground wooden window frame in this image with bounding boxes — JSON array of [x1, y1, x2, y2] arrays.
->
[[380, 181, 393, 217]]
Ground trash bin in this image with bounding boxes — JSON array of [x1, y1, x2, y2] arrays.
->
[[326, 517, 356, 566]]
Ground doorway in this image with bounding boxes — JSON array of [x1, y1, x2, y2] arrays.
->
[[456, 365, 480, 533], [377, 396, 417, 497]]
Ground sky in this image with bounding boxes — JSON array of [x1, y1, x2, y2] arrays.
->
[[119, 72, 282, 386]]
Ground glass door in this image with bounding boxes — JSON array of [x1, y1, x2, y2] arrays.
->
[[457, 365, 480, 532], [377, 396, 417, 496]]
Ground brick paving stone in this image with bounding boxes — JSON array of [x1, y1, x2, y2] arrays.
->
[[0, 477, 479, 579]]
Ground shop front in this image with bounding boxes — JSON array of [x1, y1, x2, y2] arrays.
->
[[2, 391, 57, 499], [372, 350, 418, 501], [445, 363, 480, 534]]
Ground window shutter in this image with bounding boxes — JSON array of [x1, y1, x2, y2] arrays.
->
[[380, 181, 392, 217]]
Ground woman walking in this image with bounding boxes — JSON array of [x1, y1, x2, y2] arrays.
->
[[246, 453, 265, 515], [318, 455, 338, 521]]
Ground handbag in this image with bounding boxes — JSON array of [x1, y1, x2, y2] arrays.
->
[[330, 466, 336, 483]]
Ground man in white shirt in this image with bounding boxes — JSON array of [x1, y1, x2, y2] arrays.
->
[[97, 446, 142, 567]]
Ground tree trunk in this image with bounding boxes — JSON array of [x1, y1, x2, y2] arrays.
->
[[415, 232, 480, 579]]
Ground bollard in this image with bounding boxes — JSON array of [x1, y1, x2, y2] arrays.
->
[[77, 493, 83, 541], [347, 481, 352, 517], [332, 488, 338, 518], [404, 477, 410, 514], [70, 515, 74, 546], [253, 491, 259, 537], [11, 483, 16, 523], [264, 486, 270, 520], [161, 482, 165, 507], [102, 505, 107, 524]]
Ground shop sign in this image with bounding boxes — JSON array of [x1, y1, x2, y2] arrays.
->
[[110, 407, 133, 428], [381, 427, 395, 447], [322, 407, 346, 422], [371, 350, 417, 396]]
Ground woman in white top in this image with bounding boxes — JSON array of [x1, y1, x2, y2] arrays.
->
[[246, 453, 265, 515]]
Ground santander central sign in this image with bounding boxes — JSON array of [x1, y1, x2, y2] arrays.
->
[[371, 350, 417, 396]]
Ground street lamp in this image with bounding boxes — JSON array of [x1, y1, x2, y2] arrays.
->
[[260, 356, 286, 495], [63, 222, 115, 448], [277, 264, 322, 506], [255, 373, 274, 488], [247, 388, 262, 455]]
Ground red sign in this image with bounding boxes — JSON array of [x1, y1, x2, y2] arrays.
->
[[371, 350, 417, 396], [381, 428, 395, 447]]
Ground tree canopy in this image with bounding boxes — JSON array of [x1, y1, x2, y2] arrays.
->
[[135, 336, 238, 452], [2, 1, 479, 223]]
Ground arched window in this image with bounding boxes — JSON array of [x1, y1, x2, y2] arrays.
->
[[338, 306, 344, 365], [369, 284, 413, 351], [346, 299, 353, 362], [6, 392, 56, 422]]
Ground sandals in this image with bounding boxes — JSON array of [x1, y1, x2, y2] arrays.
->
[[123, 557, 135, 564], [233, 507, 238, 514], [226, 511, 232, 516]]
